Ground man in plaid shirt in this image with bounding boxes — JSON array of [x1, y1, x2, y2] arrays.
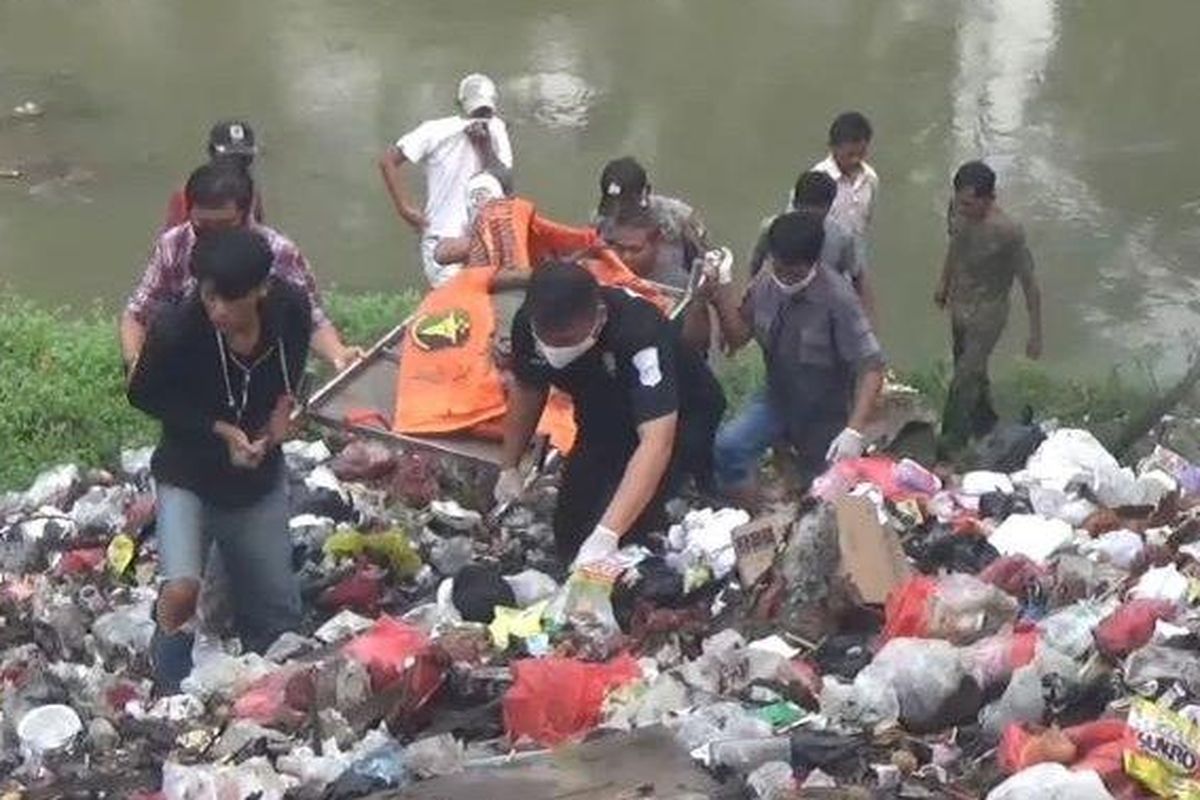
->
[[120, 161, 361, 373]]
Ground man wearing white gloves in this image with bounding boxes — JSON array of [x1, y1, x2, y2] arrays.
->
[[706, 210, 884, 505], [494, 260, 724, 569]]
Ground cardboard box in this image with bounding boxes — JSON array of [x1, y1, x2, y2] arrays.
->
[[834, 495, 911, 604]]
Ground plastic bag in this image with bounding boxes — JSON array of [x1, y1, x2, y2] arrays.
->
[[452, 564, 516, 623], [1037, 600, 1116, 660], [986, 762, 1113, 800], [330, 440, 397, 482], [961, 629, 1039, 691], [342, 616, 433, 692], [1130, 564, 1193, 605], [1080, 529, 1144, 570], [982, 665, 1046, 740], [1124, 699, 1200, 799], [323, 529, 422, 578], [1094, 599, 1178, 660], [1126, 643, 1200, 696], [980, 555, 1048, 600], [233, 666, 313, 729], [988, 515, 1074, 566], [1023, 428, 1140, 507], [503, 655, 641, 746], [858, 638, 979, 732], [883, 574, 1017, 644], [545, 558, 632, 632], [818, 673, 900, 731], [162, 757, 293, 800]]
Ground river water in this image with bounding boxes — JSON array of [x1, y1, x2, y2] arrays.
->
[[2, 0, 1199, 374]]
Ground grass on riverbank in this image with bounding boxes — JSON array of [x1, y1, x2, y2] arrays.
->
[[0, 290, 418, 492], [0, 290, 1164, 491]]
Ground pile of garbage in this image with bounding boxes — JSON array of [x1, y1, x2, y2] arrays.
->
[[2, 424, 1200, 799]]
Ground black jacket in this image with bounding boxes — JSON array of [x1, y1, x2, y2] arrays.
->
[[127, 282, 310, 507]]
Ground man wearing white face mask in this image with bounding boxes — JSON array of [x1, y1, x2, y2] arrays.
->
[[705, 211, 885, 506], [495, 260, 725, 569]]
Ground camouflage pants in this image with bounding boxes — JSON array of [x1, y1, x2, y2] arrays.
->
[[942, 304, 1008, 450]]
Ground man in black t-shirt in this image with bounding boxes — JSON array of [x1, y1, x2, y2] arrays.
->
[[494, 260, 725, 568]]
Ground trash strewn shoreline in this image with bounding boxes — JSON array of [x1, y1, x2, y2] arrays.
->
[[4, 414, 1200, 798]]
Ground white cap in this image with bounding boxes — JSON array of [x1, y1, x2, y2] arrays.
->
[[457, 73, 498, 115]]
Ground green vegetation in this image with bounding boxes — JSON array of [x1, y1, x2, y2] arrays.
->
[[0, 289, 1167, 491], [0, 290, 418, 492]]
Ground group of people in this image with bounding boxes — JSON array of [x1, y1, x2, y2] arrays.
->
[[119, 72, 1043, 692]]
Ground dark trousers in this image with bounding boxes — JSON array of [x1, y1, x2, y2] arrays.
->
[[942, 306, 1007, 450], [554, 374, 725, 562]]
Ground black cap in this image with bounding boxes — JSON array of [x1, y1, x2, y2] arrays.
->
[[597, 156, 648, 216], [208, 120, 257, 157]]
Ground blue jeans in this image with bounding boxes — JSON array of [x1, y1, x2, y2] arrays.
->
[[156, 479, 300, 653], [714, 392, 786, 490]]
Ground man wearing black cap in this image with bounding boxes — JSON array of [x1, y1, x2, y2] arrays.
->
[[594, 156, 709, 291], [163, 120, 265, 231], [493, 260, 725, 568]]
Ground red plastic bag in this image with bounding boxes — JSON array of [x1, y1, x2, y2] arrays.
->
[[998, 724, 1077, 774], [233, 666, 314, 729], [980, 555, 1048, 598], [811, 456, 908, 501], [961, 628, 1039, 690], [319, 564, 384, 614], [1093, 599, 1178, 659], [881, 576, 938, 640], [57, 547, 106, 575], [503, 655, 641, 746], [343, 616, 430, 690], [999, 719, 1132, 780]]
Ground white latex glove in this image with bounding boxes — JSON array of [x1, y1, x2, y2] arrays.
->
[[571, 525, 620, 570], [825, 427, 866, 463], [701, 246, 734, 285], [493, 467, 523, 505]]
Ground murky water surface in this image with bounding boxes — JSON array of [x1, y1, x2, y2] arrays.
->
[[3, 0, 1200, 373]]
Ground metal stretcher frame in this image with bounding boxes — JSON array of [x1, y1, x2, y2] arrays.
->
[[299, 274, 698, 466]]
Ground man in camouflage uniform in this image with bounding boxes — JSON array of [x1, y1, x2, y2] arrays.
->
[[935, 161, 1043, 452]]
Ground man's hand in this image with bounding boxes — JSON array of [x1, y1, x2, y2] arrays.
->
[[464, 119, 490, 147], [571, 525, 620, 570], [332, 345, 365, 373], [403, 209, 429, 233], [825, 427, 866, 463], [1025, 334, 1043, 361], [700, 247, 734, 286], [214, 421, 266, 469], [493, 467, 524, 505]]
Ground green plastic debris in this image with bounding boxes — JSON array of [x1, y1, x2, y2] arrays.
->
[[323, 528, 422, 578], [755, 701, 806, 730]]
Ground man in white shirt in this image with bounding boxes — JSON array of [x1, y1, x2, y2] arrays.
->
[[812, 111, 878, 270], [379, 73, 514, 286]]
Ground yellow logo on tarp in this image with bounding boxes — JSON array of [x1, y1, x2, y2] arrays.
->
[[411, 309, 471, 351]]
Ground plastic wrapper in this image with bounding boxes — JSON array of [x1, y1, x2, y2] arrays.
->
[[1124, 699, 1200, 799]]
